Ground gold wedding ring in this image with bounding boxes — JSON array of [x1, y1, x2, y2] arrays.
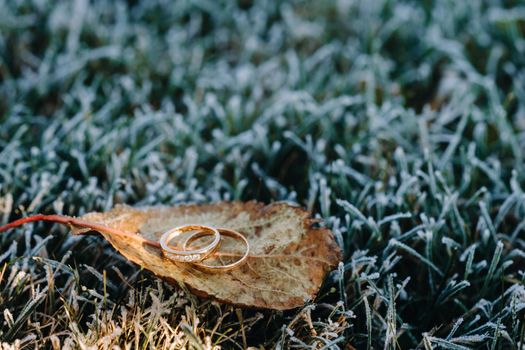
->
[[159, 224, 221, 262], [182, 228, 250, 272]]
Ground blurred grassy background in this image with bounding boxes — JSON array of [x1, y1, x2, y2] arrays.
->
[[1, 0, 525, 348]]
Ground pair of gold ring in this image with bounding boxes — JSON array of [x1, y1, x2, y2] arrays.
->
[[159, 225, 249, 272]]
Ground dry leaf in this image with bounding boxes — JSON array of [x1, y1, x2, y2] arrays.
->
[[72, 201, 341, 310]]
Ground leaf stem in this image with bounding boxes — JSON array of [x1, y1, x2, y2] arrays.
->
[[0, 214, 162, 249]]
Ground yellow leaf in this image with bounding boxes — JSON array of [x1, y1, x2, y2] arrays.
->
[[72, 201, 341, 310]]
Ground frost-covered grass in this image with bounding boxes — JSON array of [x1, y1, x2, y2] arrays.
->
[[1, 0, 525, 348]]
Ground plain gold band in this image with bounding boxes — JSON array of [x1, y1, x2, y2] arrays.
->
[[159, 224, 221, 262], [182, 228, 250, 272]]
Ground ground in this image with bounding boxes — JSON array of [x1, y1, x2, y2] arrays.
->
[[1, 0, 525, 349]]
